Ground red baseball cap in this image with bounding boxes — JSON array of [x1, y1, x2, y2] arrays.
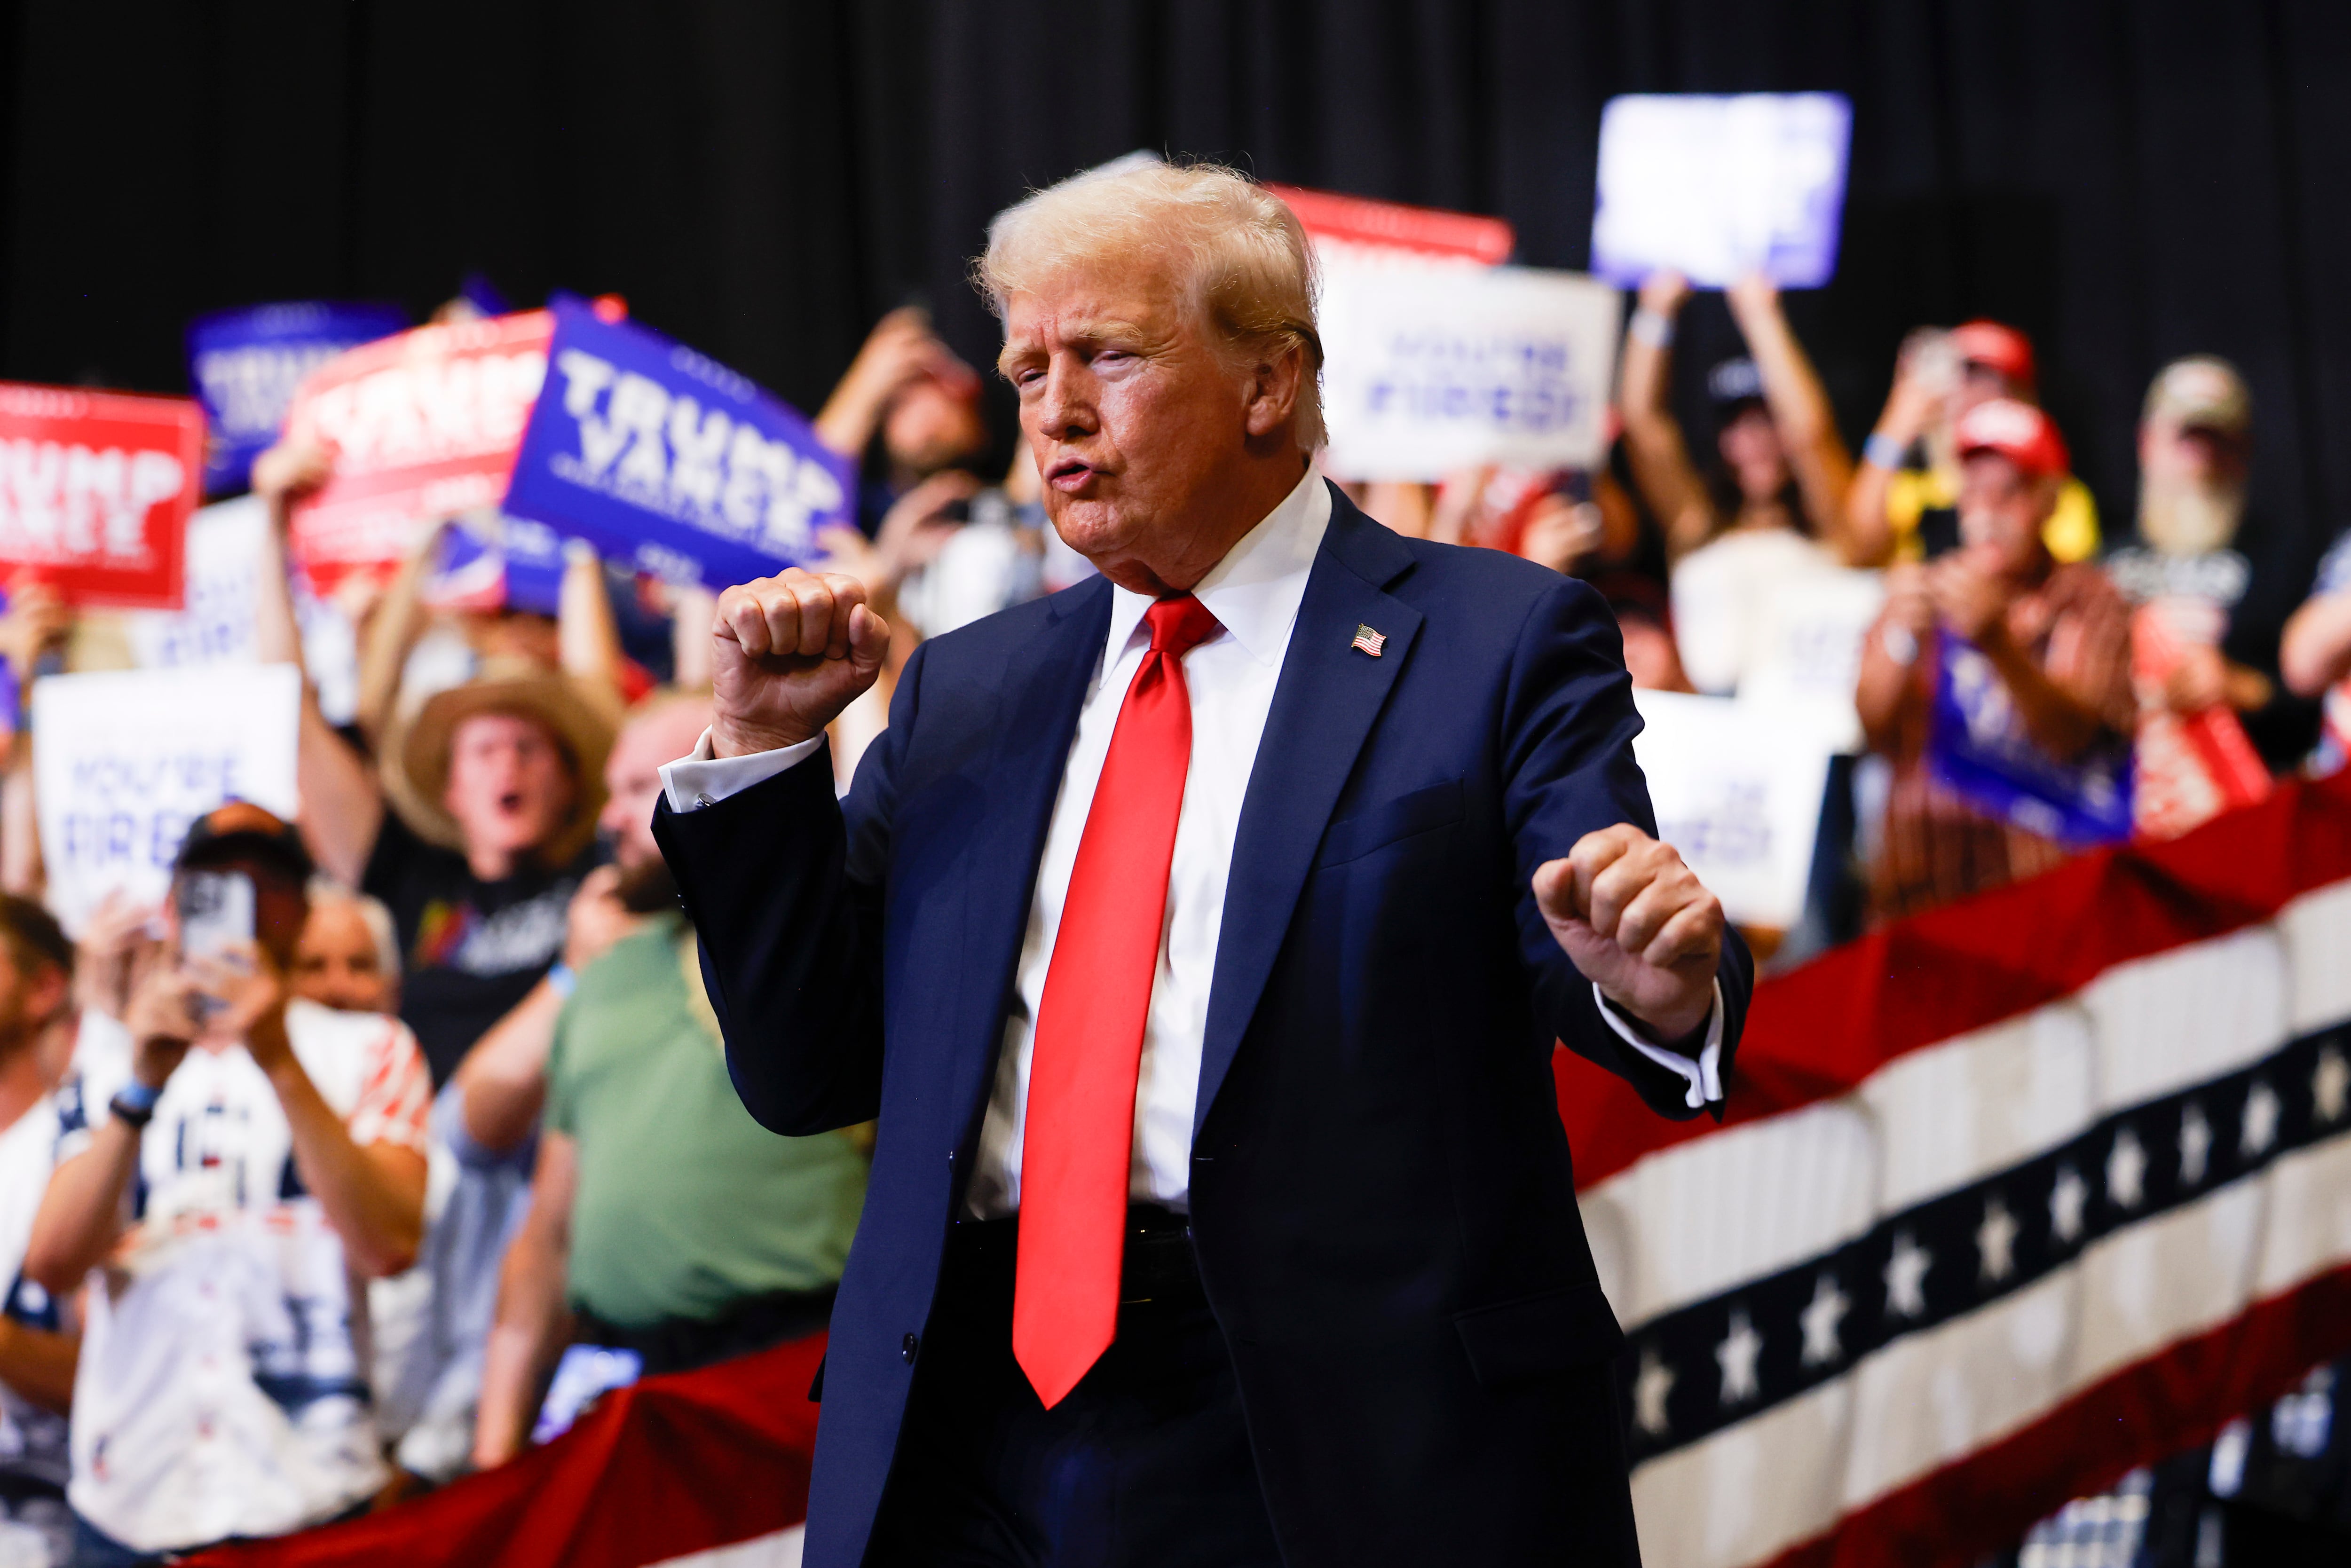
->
[[1954, 397, 2070, 480], [1949, 320, 2036, 392]]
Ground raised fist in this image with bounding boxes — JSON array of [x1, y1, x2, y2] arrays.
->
[[1533, 823, 1723, 1043], [709, 569, 890, 757]]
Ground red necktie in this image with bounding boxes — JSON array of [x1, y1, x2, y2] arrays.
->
[[1013, 592, 1223, 1408]]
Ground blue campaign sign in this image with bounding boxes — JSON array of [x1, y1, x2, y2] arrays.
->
[[186, 301, 410, 495], [1926, 637, 2133, 846], [423, 511, 568, 616], [502, 301, 851, 591]]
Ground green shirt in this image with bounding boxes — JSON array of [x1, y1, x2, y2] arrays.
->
[[546, 915, 867, 1328]]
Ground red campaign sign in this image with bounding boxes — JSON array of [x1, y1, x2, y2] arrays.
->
[[1265, 182, 1515, 264], [0, 384, 205, 609], [282, 310, 552, 592], [2131, 604, 2272, 841]]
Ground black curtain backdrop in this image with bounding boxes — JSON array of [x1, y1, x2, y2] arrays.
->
[[3, 0, 2347, 598]]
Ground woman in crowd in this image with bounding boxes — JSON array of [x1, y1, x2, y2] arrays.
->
[[1616, 270, 1855, 694]]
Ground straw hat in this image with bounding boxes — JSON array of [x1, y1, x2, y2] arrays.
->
[[379, 657, 621, 868]]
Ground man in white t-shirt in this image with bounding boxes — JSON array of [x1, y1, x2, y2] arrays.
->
[[25, 805, 430, 1565], [0, 895, 80, 1568]]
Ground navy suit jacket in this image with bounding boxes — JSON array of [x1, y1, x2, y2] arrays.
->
[[654, 485, 1753, 1567]]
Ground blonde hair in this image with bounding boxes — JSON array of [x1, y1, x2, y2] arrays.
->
[[975, 161, 1325, 449]]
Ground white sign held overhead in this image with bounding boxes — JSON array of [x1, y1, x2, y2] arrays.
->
[[122, 496, 269, 669], [1631, 689, 1834, 931], [32, 664, 301, 934], [120, 496, 363, 726], [1318, 254, 1621, 481], [1591, 93, 1853, 289]]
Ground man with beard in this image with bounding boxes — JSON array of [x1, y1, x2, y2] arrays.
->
[[466, 693, 867, 1466], [2100, 356, 2318, 768]]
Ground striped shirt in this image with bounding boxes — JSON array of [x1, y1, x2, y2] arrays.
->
[[1863, 562, 2134, 926]]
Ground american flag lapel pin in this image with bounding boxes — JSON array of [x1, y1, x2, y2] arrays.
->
[[1350, 623, 1387, 658]]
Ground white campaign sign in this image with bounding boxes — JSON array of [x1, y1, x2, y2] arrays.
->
[[1317, 250, 1620, 481], [33, 664, 300, 933], [121, 496, 362, 725], [1591, 93, 1853, 289], [123, 496, 268, 668], [1632, 689, 1835, 931], [1736, 567, 1887, 755]]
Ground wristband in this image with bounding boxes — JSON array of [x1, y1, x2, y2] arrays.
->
[[1862, 431, 1909, 470], [1628, 308, 1675, 350], [110, 1080, 162, 1129], [546, 963, 577, 1000]]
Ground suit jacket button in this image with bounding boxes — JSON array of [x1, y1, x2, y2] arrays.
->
[[902, 1332, 919, 1363]]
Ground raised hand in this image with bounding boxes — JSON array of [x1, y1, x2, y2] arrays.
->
[[0, 576, 70, 676], [563, 864, 639, 971], [1533, 824, 1722, 1042], [1637, 269, 1692, 320], [184, 943, 291, 1063], [709, 569, 891, 757], [250, 440, 335, 512], [1927, 553, 2009, 648], [1724, 269, 1782, 327], [121, 962, 201, 1090]]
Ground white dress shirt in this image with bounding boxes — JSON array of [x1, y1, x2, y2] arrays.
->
[[660, 469, 1721, 1220]]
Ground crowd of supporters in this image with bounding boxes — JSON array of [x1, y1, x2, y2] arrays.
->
[[0, 254, 2344, 1567]]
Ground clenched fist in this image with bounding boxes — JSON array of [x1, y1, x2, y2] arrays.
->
[[710, 569, 891, 757], [1533, 824, 1723, 1042]]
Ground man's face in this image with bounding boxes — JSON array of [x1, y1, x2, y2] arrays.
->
[[883, 378, 986, 478], [598, 703, 710, 875], [2138, 414, 2249, 556], [1957, 452, 2057, 577], [292, 900, 393, 1014], [444, 711, 575, 866], [1000, 258, 1264, 587]]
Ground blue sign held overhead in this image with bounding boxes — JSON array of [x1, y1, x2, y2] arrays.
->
[[502, 301, 851, 591], [425, 511, 569, 617], [1926, 637, 2133, 847], [186, 301, 410, 495]]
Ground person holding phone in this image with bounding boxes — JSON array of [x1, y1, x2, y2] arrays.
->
[[24, 804, 430, 1566], [1853, 400, 2134, 926], [1844, 320, 2102, 568]]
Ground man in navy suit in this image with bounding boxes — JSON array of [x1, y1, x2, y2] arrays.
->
[[653, 162, 1751, 1568]]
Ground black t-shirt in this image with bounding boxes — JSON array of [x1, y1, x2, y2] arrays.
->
[[2104, 533, 2322, 768], [363, 811, 599, 1086]]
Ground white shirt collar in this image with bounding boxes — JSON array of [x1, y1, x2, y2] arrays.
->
[[1100, 467, 1331, 668]]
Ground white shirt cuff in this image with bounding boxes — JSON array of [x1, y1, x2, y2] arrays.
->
[[659, 729, 826, 814], [1594, 979, 1725, 1111]]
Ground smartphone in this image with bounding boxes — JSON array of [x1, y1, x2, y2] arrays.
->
[[176, 870, 255, 964], [1918, 509, 1964, 561]]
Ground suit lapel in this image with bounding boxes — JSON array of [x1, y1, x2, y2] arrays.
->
[[1194, 492, 1420, 1135], [944, 579, 1112, 1147]]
